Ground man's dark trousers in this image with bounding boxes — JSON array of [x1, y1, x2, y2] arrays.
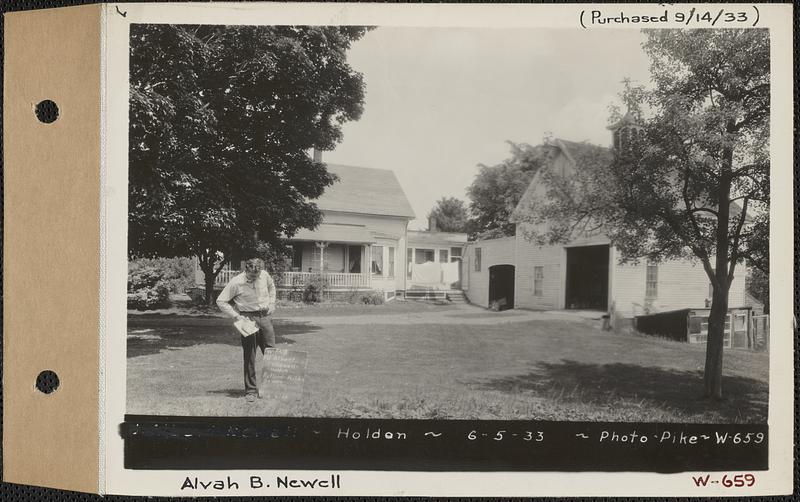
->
[[239, 312, 276, 396]]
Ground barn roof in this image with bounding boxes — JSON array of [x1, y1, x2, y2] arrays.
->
[[550, 138, 613, 165], [512, 138, 750, 222], [511, 138, 611, 221], [317, 163, 416, 219]]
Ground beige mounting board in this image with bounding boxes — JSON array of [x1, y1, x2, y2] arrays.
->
[[3, 4, 102, 493]]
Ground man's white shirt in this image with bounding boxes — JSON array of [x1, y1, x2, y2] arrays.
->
[[216, 270, 276, 318]]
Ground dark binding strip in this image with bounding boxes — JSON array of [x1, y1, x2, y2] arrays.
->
[[122, 415, 768, 472]]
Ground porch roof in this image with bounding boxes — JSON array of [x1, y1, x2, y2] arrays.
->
[[407, 230, 468, 247], [291, 223, 376, 244]]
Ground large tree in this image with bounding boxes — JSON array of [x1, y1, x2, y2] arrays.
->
[[516, 29, 769, 399], [129, 25, 369, 303], [427, 197, 470, 233], [466, 142, 545, 239]]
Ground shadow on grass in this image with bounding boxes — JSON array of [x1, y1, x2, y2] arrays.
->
[[475, 360, 768, 423], [127, 319, 321, 358], [207, 389, 246, 398]]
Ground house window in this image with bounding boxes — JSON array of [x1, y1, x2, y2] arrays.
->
[[388, 247, 395, 278], [645, 263, 658, 298], [407, 248, 413, 279], [415, 248, 435, 264], [474, 248, 482, 272], [534, 266, 544, 296], [371, 245, 384, 276], [439, 249, 449, 263], [450, 247, 462, 257]]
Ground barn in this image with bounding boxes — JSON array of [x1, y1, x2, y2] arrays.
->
[[463, 120, 747, 317]]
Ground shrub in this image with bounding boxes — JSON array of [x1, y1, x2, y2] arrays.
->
[[343, 286, 362, 304], [129, 257, 195, 293], [360, 291, 385, 305], [127, 265, 170, 310], [303, 274, 328, 303]]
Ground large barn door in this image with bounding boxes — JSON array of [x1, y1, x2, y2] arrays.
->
[[565, 245, 609, 310]]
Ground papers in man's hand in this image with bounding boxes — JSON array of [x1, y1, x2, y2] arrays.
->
[[234, 318, 259, 337]]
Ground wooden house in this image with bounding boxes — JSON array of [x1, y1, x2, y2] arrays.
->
[[279, 163, 416, 299], [406, 221, 467, 292], [200, 161, 467, 300]]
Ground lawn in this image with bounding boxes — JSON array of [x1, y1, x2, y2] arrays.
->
[[127, 301, 768, 423]]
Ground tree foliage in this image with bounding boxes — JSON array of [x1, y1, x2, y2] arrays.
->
[[516, 29, 769, 399], [466, 141, 546, 239], [129, 24, 369, 302], [746, 267, 769, 314], [427, 197, 470, 233]]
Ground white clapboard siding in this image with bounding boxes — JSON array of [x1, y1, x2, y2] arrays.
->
[[463, 237, 515, 308], [612, 259, 747, 317], [515, 237, 563, 310]]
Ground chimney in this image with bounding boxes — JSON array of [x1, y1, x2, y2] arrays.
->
[[312, 147, 322, 162], [429, 216, 438, 232]]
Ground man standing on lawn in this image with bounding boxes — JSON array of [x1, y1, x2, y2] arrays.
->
[[216, 257, 277, 402]]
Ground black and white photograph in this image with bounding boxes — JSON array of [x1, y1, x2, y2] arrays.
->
[[108, 3, 792, 490], [126, 23, 770, 422], [2, 1, 793, 497]]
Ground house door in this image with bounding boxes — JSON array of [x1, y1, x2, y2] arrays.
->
[[565, 245, 609, 310], [451, 257, 463, 289], [488, 264, 515, 310], [347, 245, 362, 273]]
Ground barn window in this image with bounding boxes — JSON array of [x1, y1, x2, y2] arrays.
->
[[534, 266, 544, 296], [474, 248, 482, 272], [645, 263, 658, 298]]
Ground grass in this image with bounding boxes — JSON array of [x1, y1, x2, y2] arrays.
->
[[127, 302, 768, 423]]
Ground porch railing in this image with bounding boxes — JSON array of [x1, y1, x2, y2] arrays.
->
[[214, 268, 240, 286], [279, 271, 371, 289], [206, 269, 372, 289]]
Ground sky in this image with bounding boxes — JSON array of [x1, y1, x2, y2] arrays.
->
[[323, 27, 652, 230]]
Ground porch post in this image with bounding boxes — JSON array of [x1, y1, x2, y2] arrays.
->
[[315, 242, 328, 272], [367, 244, 372, 288], [409, 247, 414, 281]]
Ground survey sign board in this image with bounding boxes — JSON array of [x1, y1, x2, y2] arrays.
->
[[259, 349, 308, 401]]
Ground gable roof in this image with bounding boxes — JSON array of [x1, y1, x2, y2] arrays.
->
[[316, 163, 416, 219], [511, 138, 611, 221], [512, 138, 751, 223], [551, 138, 612, 162]]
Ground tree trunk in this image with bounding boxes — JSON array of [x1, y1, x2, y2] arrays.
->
[[204, 268, 217, 307], [703, 143, 734, 400], [703, 283, 729, 399], [198, 254, 219, 307]]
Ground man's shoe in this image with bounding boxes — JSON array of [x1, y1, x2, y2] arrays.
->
[[245, 393, 256, 403]]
